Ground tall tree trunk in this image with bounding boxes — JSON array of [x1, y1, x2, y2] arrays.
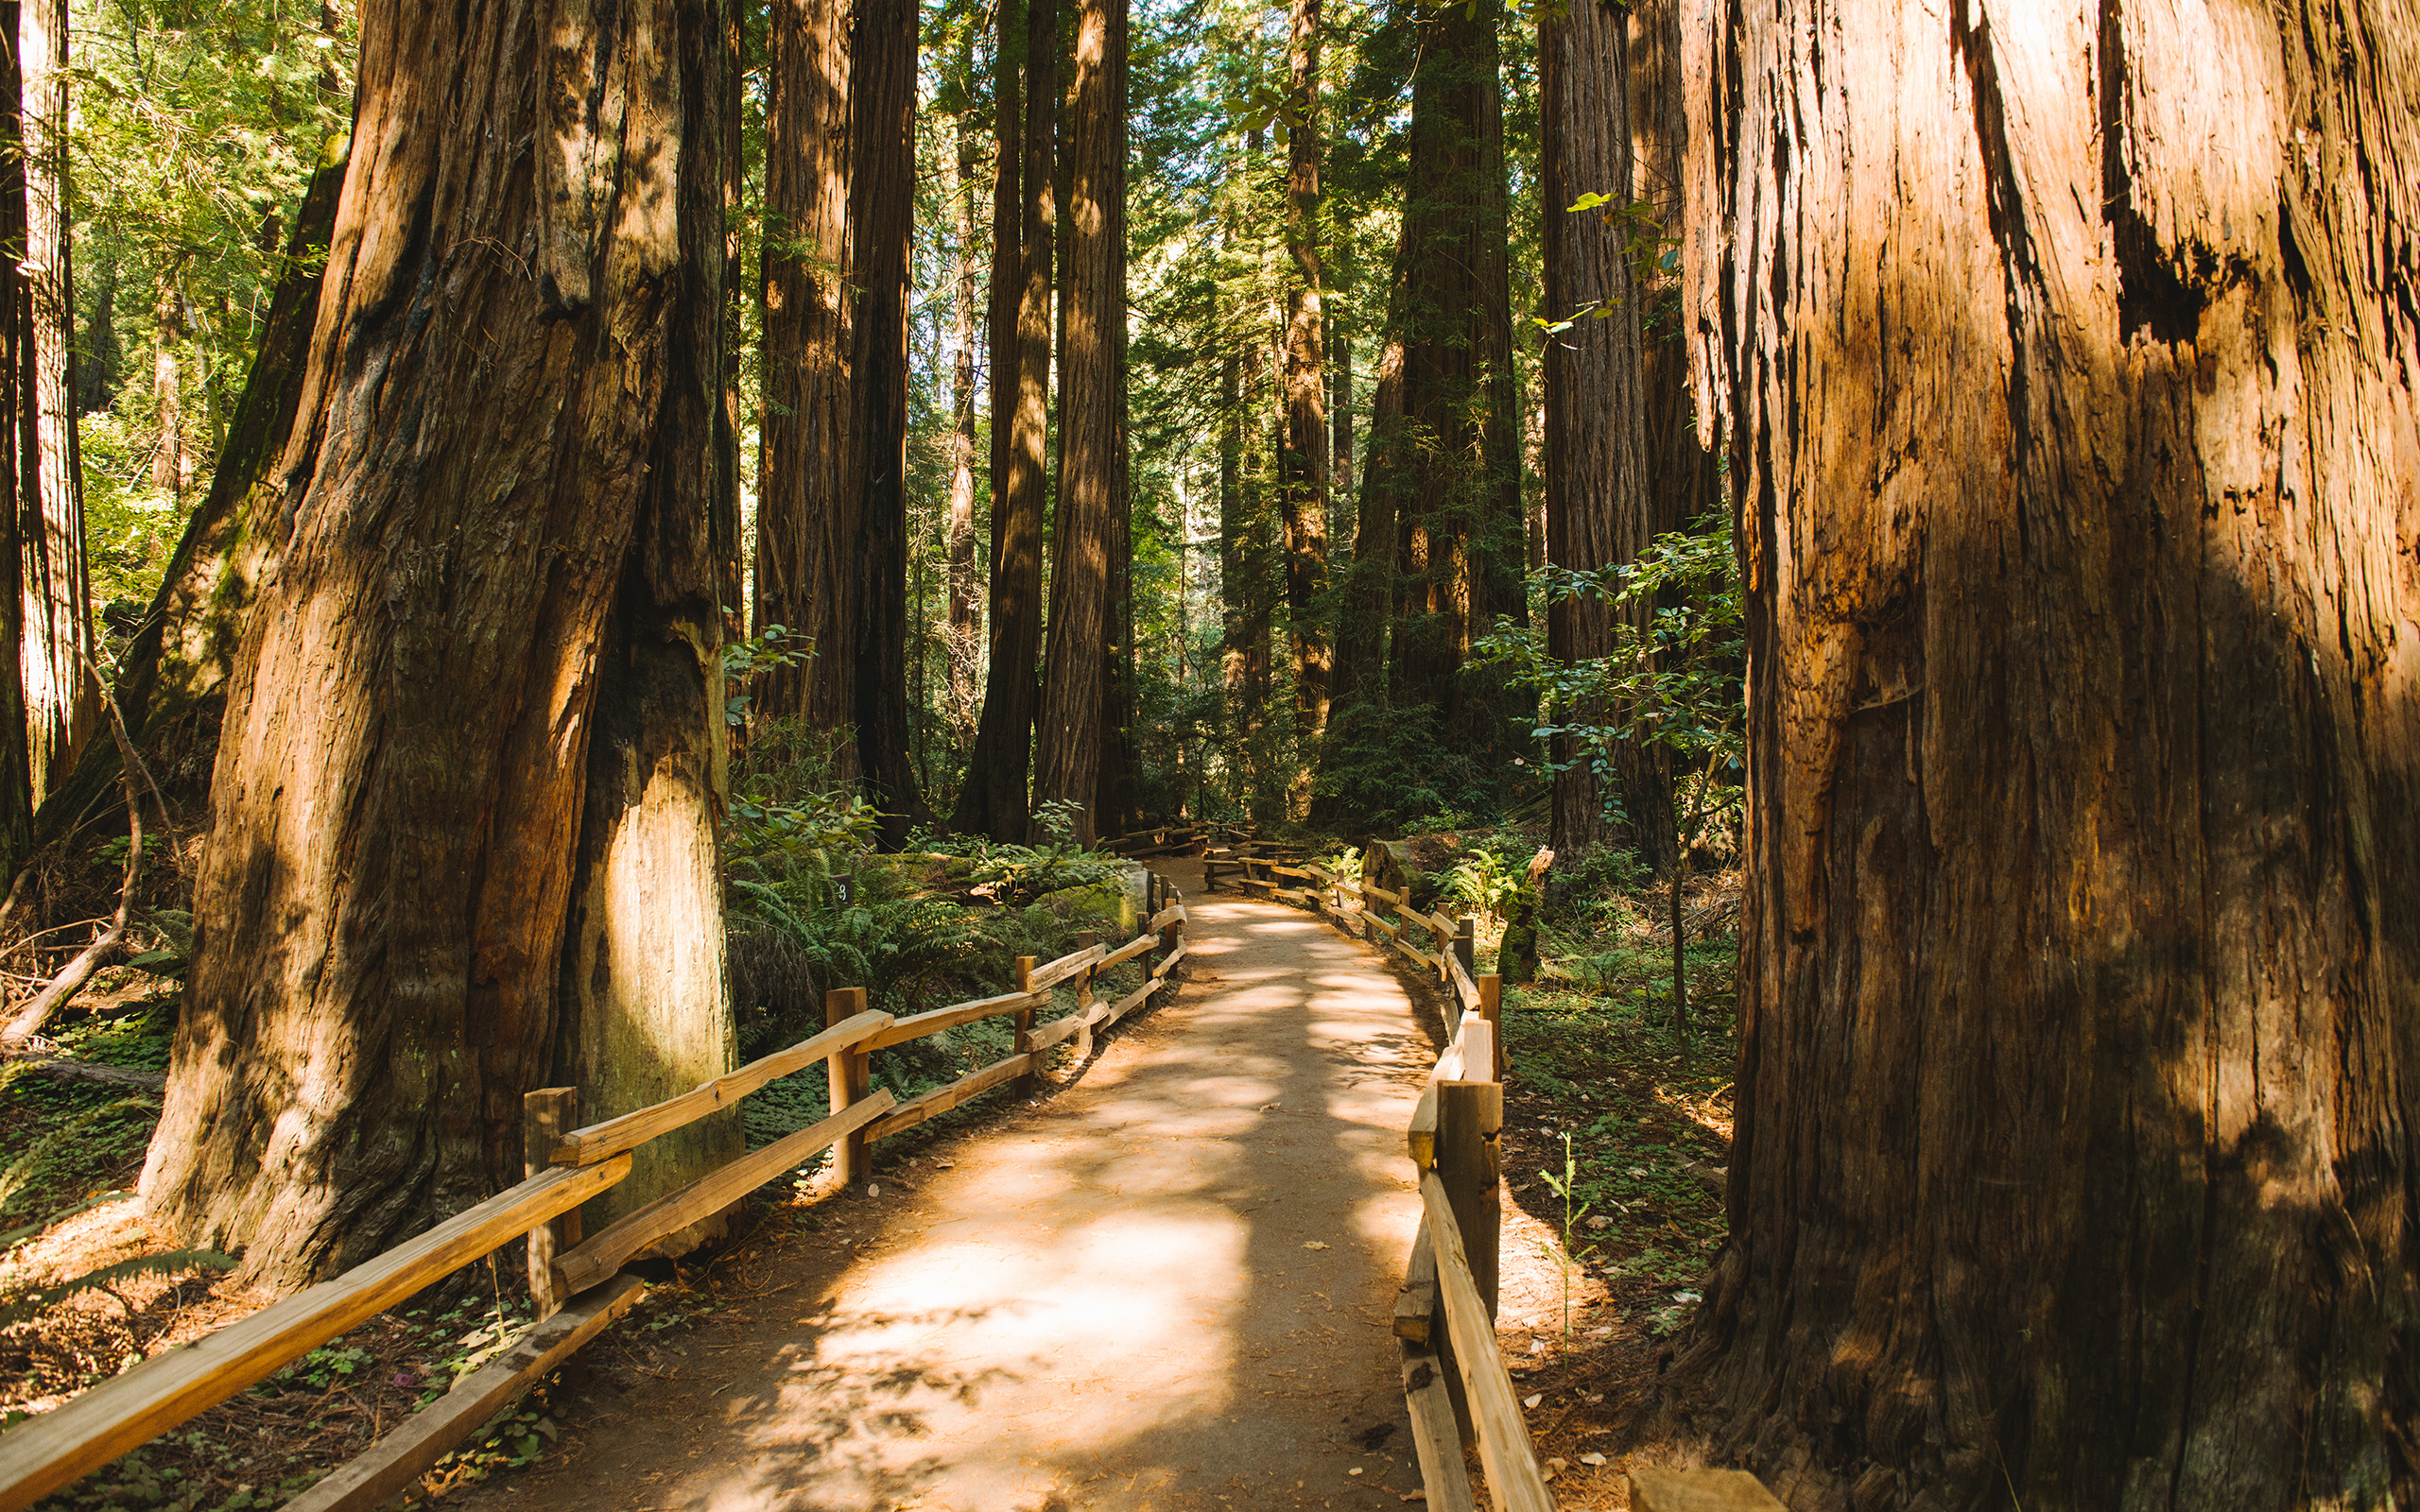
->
[[17, 0, 87, 808], [846, 0, 927, 847], [75, 259, 114, 414], [142, 0, 738, 1289], [1032, 0, 1124, 844], [715, 4, 747, 645], [1313, 317, 1403, 831], [1679, 2, 2420, 1505], [756, 0, 855, 765], [1219, 350, 1247, 713], [1541, 0, 1663, 866], [1629, 0, 1714, 547], [1330, 330, 1352, 536], [952, 0, 1055, 840], [945, 105, 983, 760], [1278, 0, 1330, 787], [0, 7, 35, 876], [28, 166, 346, 847], [1367, 0, 1516, 741], [1093, 384, 1135, 834]]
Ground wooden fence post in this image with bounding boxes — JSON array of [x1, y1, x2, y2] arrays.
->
[[1434, 1078, 1503, 1321], [1072, 931, 1099, 1058], [825, 988, 872, 1185], [1478, 973, 1504, 1082], [1011, 955, 1039, 1100], [1453, 916, 1476, 974], [524, 1088, 579, 1320]]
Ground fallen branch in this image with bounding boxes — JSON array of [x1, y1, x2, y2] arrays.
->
[[3, 1057, 167, 1091], [0, 660, 161, 1053]]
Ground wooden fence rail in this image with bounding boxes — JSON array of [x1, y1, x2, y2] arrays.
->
[[0, 870, 1191, 1512]]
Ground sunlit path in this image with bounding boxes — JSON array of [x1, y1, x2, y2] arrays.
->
[[465, 861, 1443, 1512]]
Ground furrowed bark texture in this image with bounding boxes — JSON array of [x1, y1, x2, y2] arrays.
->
[[0, 6, 32, 872], [945, 105, 983, 754], [1540, 0, 1651, 861], [847, 0, 928, 847], [1369, 0, 1517, 738], [756, 0, 855, 759], [952, 0, 1055, 841], [143, 0, 737, 1289], [1681, 1, 2420, 1505], [17, 0, 90, 806], [28, 165, 345, 846], [1032, 0, 1125, 844], [1279, 0, 1330, 766]]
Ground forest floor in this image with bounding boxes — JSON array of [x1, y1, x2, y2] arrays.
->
[[0, 834, 1739, 1511]]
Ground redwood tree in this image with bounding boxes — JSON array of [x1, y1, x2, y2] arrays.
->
[[142, 0, 741, 1288], [1032, 0, 1127, 843], [1541, 0, 1659, 864], [1277, 0, 1330, 776], [952, 0, 1056, 841], [756, 0, 856, 753], [1680, 1, 2420, 1504]]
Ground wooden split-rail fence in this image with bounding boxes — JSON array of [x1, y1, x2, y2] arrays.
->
[[0, 875, 1192, 1512]]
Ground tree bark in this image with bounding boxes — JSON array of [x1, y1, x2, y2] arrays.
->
[[952, 0, 1055, 841], [945, 103, 983, 759], [18, 0, 90, 809], [1541, 0, 1663, 866], [0, 6, 34, 876], [141, 0, 738, 1289], [1679, 2, 2420, 1504], [27, 166, 346, 849], [1279, 0, 1330, 780], [756, 0, 855, 763], [1032, 0, 1125, 844], [1366, 0, 1517, 740], [846, 0, 928, 848]]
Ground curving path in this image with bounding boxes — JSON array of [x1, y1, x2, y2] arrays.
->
[[467, 859, 1448, 1512]]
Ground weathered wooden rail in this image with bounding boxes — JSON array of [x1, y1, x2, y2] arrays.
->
[[0, 872, 1190, 1512]]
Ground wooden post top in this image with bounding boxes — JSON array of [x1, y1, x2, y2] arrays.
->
[[1629, 1469, 1787, 1512]]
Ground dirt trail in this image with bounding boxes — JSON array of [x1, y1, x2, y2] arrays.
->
[[470, 860, 1450, 1512]]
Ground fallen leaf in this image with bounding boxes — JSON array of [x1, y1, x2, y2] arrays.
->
[[1522, 1393, 1543, 1409], [1304, 1241, 1331, 1250], [1581, 1452, 1609, 1467], [1348, 1468, 1364, 1476], [1543, 1457, 1567, 1481], [1400, 1495, 1426, 1504], [867, 1183, 882, 1197]]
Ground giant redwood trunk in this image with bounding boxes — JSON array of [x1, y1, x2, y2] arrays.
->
[[16, 0, 90, 806], [1031, 0, 1125, 844], [952, 0, 1055, 841], [846, 0, 928, 846], [1366, 0, 1518, 738], [1680, 2, 2420, 1505], [756, 0, 855, 754], [945, 105, 983, 756], [1540, 0, 1653, 863], [0, 8, 33, 872], [142, 0, 740, 1289], [1278, 0, 1330, 774]]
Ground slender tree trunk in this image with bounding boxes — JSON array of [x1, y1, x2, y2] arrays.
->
[[1678, 2, 2420, 1504], [756, 0, 855, 764], [1629, 0, 1714, 547], [985, 0, 1022, 585], [0, 9, 35, 876], [1094, 384, 1135, 834], [28, 167, 346, 846], [1241, 344, 1273, 724], [17, 0, 88, 809], [945, 106, 983, 759], [952, 0, 1055, 840], [1330, 330, 1352, 536], [1319, 313, 1403, 768], [1279, 0, 1330, 785], [75, 260, 114, 414], [846, 0, 928, 847], [715, 4, 747, 645], [1368, 0, 1516, 739], [1032, 0, 1124, 843], [142, 0, 738, 1289], [1541, 0, 1662, 866], [1219, 350, 1246, 713]]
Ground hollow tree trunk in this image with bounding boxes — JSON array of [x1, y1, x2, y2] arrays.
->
[[1278, 0, 1330, 785], [142, 0, 738, 1290], [1031, 0, 1125, 844], [18, 0, 89, 808], [847, 0, 928, 847], [28, 166, 346, 849], [1679, 2, 2420, 1505], [1541, 0, 1658, 864], [756, 0, 855, 759], [952, 0, 1055, 841]]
